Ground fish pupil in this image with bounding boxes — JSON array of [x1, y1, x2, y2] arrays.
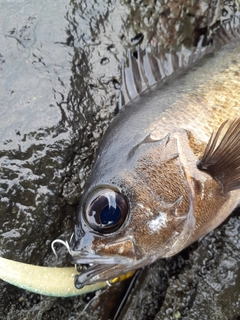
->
[[100, 205, 121, 225]]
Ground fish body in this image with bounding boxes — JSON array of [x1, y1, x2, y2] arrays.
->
[[70, 29, 240, 288]]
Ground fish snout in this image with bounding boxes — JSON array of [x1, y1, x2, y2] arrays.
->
[[69, 237, 137, 288]]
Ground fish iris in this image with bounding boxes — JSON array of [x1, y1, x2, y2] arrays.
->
[[84, 188, 128, 234]]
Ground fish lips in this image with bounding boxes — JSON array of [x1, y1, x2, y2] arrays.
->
[[69, 235, 138, 288], [70, 251, 133, 288]]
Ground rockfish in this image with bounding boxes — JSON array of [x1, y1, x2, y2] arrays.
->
[[69, 23, 240, 289]]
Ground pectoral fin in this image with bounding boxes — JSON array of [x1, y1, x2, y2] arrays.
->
[[197, 119, 240, 193]]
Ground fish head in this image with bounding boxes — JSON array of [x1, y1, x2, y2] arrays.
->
[[69, 130, 196, 288]]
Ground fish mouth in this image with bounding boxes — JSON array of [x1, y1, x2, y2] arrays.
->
[[73, 263, 121, 289], [71, 249, 129, 265], [52, 238, 133, 289], [71, 252, 133, 289]]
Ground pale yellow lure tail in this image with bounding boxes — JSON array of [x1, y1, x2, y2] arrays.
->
[[0, 256, 134, 297]]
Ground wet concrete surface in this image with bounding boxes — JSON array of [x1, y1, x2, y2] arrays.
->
[[0, 0, 239, 319]]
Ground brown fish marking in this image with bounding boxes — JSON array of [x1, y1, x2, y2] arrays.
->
[[123, 133, 192, 257]]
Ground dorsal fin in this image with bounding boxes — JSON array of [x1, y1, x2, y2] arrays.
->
[[119, 20, 240, 109], [197, 119, 240, 194]]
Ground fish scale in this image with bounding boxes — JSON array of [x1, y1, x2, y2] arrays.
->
[[146, 44, 240, 142]]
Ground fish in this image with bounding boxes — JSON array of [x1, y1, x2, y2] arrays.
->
[[59, 22, 240, 293], [67, 21, 240, 289]]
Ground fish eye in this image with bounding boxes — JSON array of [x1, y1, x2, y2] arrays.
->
[[84, 188, 128, 234]]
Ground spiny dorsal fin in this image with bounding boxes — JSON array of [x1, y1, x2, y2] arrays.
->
[[120, 40, 212, 108], [197, 119, 240, 194], [119, 19, 240, 109]]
